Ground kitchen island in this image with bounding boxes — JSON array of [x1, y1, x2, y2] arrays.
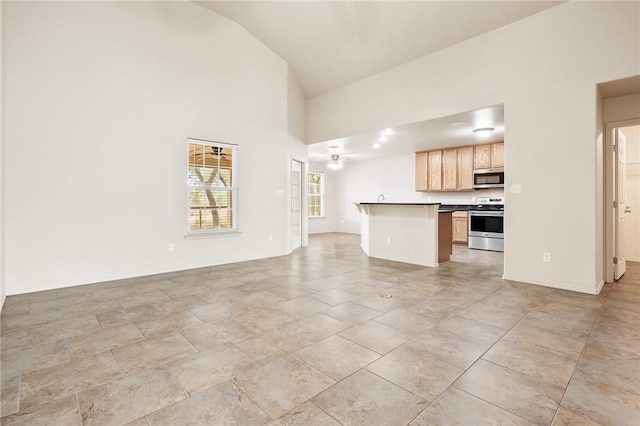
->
[[355, 203, 452, 267]]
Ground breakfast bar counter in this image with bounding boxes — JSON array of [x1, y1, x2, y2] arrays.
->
[[355, 203, 452, 267]]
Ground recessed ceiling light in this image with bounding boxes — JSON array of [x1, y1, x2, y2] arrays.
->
[[472, 127, 495, 137], [373, 142, 381, 149], [379, 135, 387, 142], [383, 128, 393, 136]]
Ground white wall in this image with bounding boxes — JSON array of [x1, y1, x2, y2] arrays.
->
[[4, 2, 307, 294], [308, 161, 339, 234], [307, 1, 640, 294], [621, 125, 640, 262], [333, 153, 503, 234]]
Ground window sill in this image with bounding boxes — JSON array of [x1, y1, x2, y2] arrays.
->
[[184, 230, 242, 239], [309, 216, 327, 219]]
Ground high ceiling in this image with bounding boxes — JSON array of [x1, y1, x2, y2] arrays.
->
[[197, 1, 563, 98]]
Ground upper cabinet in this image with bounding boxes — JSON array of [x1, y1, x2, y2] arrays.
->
[[416, 142, 503, 192], [475, 142, 504, 169]]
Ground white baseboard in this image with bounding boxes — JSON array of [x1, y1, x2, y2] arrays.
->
[[502, 274, 602, 295]]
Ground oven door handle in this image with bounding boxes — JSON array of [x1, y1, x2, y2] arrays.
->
[[469, 211, 504, 217]]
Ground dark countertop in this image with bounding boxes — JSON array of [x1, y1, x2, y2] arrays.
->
[[356, 202, 441, 206], [438, 204, 475, 211]]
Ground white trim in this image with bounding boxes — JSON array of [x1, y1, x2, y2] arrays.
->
[[502, 274, 602, 295], [184, 231, 242, 239]]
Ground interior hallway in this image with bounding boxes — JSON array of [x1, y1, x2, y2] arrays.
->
[[1, 233, 639, 425]]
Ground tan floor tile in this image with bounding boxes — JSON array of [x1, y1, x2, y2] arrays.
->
[[118, 291, 170, 309], [27, 316, 102, 345], [1, 395, 81, 426], [1, 310, 63, 333], [67, 323, 145, 358], [518, 311, 595, 340], [338, 320, 413, 354], [134, 310, 205, 339], [405, 327, 489, 369], [410, 387, 533, 426], [168, 343, 258, 394], [321, 301, 382, 325], [0, 301, 30, 316], [161, 285, 209, 299], [552, 407, 603, 426], [502, 322, 587, 359], [277, 297, 331, 317], [146, 381, 269, 425], [457, 303, 527, 329], [453, 359, 564, 424], [561, 369, 640, 426], [28, 296, 87, 314], [281, 313, 351, 342], [483, 339, 578, 388], [2, 339, 70, 379], [86, 286, 136, 303], [312, 369, 427, 426], [95, 305, 158, 328], [573, 345, 640, 400], [267, 283, 317, 299], [367, 345, 463, 402], [308, 289, 358, 306], [434, 315, 507, 346], [77, 366, 187, 426], [268, 401, 340, 426], [232, 355, 335, 419], [294, 335, 380, 380], [1, 375, 21, 418], [179, 320, 254, 350], [374, 308, 437, 334], [234, 332, 312, 364], [20, 351, 122, 410], [1, 329, 28, 352], [151, 295, 207, 313], [61, 300, 122, 320], [112, 331, 197, 375]]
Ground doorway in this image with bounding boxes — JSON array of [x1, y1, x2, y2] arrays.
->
[[605, 121, 640, 281], [291, 159, 302, 250]]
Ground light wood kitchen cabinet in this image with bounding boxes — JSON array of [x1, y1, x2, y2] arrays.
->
[[442, 149, 457, 190], [475, 142, 504, 169], [415, 152, 429, 191], [457, 146, 474, 190], [452, 211, 469, 244], [491, 142, 504, 168], [474, 144, 492, 169], [428, 151, 442, 191]]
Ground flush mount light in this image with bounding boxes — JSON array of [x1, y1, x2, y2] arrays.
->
[[327, 154, 343, 170], [326, 144, 339, 151], [472, 127, 495, 137]]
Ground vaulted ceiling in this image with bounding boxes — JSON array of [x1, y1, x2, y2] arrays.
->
[[196, 1, 563, 98]]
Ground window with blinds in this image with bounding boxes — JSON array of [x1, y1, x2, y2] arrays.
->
[[308, 172, 324, 217], [187, 139, 238, 233]]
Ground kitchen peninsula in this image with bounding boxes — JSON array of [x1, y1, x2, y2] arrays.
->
[[355, 203, 452, 267]]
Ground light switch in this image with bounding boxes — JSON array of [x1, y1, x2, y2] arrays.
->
[[275, 189, 285, 196]]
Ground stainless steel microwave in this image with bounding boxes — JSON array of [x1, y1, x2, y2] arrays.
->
[[473, 168, 504, 189]]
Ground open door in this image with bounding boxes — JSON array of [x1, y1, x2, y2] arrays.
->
[[614, 128, 627, 279], [291, 160, 302, 250]]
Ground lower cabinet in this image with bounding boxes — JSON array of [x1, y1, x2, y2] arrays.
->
[[452, 211, 468, 244]]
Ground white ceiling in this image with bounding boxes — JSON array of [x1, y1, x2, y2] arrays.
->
[[309, 104, 504, 163], [197, 1, 562, 98]]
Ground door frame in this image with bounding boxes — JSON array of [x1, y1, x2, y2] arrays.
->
[[604, 118, 640, 282], [287, 155, 308, 253]]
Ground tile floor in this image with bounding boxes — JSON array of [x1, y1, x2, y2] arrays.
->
[[1, 233, 639, 425]]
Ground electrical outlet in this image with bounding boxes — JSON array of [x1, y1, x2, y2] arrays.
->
[[543, 252, 552, 262], [386, 237, 392, 245], [168, 243, 175, 252], [511, 184, 522, 193]]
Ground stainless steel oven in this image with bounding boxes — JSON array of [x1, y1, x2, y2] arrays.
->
[[468, 197, 504, 252]]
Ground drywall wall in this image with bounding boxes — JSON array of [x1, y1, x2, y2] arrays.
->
[[4, 1, 306, 294], [308, 161, 339, 234], [333, 153, 503, 234], [307, 1, 640, 294]]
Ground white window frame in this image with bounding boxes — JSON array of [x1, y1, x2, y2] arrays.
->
[[187, 138, 239, 235], [308, 172, 325, 218]]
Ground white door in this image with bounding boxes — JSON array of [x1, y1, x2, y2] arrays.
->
[[614, 129, 627, 279], [291, 160, 302, 250]]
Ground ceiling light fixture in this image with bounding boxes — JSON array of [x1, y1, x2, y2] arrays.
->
[[379, 135, 387, 142], [383, 128, 393, 136], [327, 154, 343, 170], [472, 127, 495, 137], [373, 142, 381, 149]]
